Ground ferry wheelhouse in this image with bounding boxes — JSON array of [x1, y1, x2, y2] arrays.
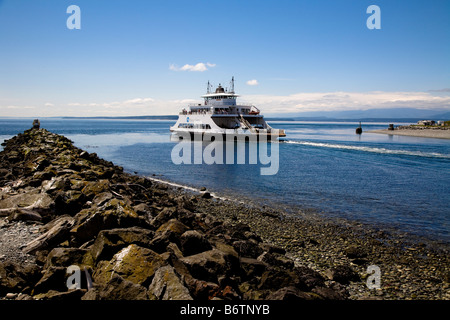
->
[[170, 77, 286, 138]]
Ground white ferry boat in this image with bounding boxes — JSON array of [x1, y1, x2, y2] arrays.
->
[[170, 77, 286, 138]]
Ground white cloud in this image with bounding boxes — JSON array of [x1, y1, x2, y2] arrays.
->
[[44, 102, 54, 107], [0, 105, 35, 111], [169, 62, 216, 72], [242, 91, 450, 114], [59, 91, 450, 117], [123, 98, 155, 104], [246, 79, 259, 86], [55, 97, 182, 116], [1, 91, 449, 117]]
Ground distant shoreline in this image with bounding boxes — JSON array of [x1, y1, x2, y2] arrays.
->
[[368, 128, 450, 140]]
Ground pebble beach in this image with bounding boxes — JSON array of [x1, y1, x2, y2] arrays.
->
[[368, 126, 450, 139]]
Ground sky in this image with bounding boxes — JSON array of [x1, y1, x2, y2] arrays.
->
[[0, 0, 449, 117]]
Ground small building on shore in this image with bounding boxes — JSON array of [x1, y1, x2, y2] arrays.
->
[[417, 120, 435, 126]]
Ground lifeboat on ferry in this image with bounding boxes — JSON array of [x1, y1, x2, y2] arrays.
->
[[249, 106, 260, 115]]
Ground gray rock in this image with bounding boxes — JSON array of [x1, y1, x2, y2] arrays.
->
[[232, 240, 263, 258], [69, 199, 140, 243], [201, 192, 212, 199], [180, 244, 239, 283], [180, 230, 212, 256], [0, 192, 54, 219], [344, 245, 367, 259], [44, 247, 89, 269], [0, 261, 41, 296], [239, 257, 267, 280], [89, 227, 155, 263], [93, 244, 166, 287], [148, 265, 193, 300], [257, 251, 294, 269], [82, 274, 147, 300], [325, 265, 360, 285], [33, 266, 67, 294]]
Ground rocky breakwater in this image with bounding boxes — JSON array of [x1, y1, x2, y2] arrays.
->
[[0, 127, 345, 300]]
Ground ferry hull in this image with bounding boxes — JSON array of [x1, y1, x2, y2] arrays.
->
[[170, 128, 286, 140]]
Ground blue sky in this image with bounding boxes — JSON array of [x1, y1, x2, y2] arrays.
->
[[0, 0, 449, 116]]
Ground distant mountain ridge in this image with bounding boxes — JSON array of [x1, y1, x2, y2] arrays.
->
[[265, 108, 450, 121], [61, 115, 178, 120]]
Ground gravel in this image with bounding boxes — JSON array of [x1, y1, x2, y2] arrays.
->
[[0, 217, 41, 266]]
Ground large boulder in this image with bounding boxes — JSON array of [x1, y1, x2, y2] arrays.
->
[[33, 266, 68, 294], [89, 227, 155, 263], [70, 199, 140, 243], [41, 177, 71, 195], [54, 190, 87, 216], [293, 266, 325, 291], [232, 240, 263, 259], [239, 257, 268, 281], [258, 266, 324, 293], [93, 244, 166, 287], [148, 265, 193, 300], [0, 192, 54, 220], [180, 243, 239, 283], [82, 274, 148, 300], [156, 218, 187, 235], [0, 261, 41, 296], [180, 230, 212, 256], [81, 180, 110, 200], [150, 219, 188, 253], [44, 247, 91, 269]]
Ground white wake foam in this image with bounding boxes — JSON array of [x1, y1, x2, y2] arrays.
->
[[283, 140, 450, 159]]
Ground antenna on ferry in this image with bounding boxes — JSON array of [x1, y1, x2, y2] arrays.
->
[[207, 80, 211, 94], [230, 76, 235, 94]]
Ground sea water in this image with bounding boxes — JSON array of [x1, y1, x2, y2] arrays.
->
[[1, 118, 449, 243]]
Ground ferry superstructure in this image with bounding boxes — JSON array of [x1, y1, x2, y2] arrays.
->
[[170, 77, 286, 138]]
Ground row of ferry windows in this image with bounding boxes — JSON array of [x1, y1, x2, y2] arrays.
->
[[178, 123, 211, 129], [206, 96, 236, 100]]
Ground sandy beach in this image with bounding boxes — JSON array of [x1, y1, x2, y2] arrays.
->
[[368, 128, 450, 139]]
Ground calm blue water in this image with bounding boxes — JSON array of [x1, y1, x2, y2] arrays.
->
[[1, 118, 449, 243]]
